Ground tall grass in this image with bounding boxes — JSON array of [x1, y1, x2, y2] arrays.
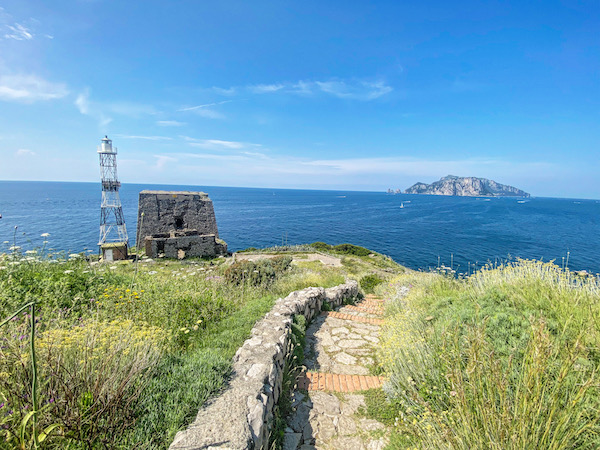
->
[[378, 260, 600, 449]]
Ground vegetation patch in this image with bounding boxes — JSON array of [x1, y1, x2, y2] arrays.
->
[[359, 274, 384, 294], [0, 241, 397, 449], [269, 314, 307, 449], [377, 260, 600, 449], [224, 256, 293, 286]]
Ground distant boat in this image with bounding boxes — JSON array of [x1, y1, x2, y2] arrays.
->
[[517, 200, 526, 203], [337, 195, 346, 198], [400, 202, 404, 208]]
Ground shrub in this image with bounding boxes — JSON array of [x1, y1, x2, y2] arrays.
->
[[332, 243, 372, 256], [310, 242, 332, 252], [360, 274, 384, 293], [0, 318, 170, 448], [224, 256, 292, 287]]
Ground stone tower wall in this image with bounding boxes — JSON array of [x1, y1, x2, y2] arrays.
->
[[136, 190, 219, 248]]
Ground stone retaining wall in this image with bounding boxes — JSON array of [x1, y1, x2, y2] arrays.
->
[[169, 280, 359, 450]]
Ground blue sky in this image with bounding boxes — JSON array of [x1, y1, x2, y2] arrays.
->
[[0, 1, 598, 198]]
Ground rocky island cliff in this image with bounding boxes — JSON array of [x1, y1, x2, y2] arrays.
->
[[405, 175, 530, 197]]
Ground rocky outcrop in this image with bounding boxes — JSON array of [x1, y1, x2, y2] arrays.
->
[[169, 281, 359, 450], [404, 175, 530, 197]]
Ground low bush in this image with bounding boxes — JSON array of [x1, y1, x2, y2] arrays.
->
[[360, 274, 384, 293], [224, 256, 292, 286], [0, 317, 169, 448], [332, 243, 371, 257], [309, 242, 332, 252]]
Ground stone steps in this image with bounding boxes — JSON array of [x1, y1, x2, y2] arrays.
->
[[340, 304, 384, 315], [297, 371, 385, 393], [285, 293, 390, 449], [320, 310, 384, 325], [300, 295, 386, 393]]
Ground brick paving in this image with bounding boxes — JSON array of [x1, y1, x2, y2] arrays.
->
[[320, 310, 384, 325], [297, 372, 385, 392]]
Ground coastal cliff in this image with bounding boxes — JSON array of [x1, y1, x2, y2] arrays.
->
[[405, 175, 530, 197]]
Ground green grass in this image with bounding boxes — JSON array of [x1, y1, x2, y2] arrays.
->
[[124, 294, 276, 448], [375, 260, 600, 449]]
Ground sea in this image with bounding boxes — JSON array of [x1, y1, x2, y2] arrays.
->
[[0, 181, 599, 274]]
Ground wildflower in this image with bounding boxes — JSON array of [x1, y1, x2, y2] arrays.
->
[[184, 329, 190, 334], [68, 253, 80, 259], [41, 233, 50, 237], [450, 390, 457, 397], [64, 270, 74, 274], [196, 319, 202, 324], [109, 266, 117, 270]]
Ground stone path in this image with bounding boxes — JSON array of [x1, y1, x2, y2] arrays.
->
[[234, 252, 343, 267], [284, 294, 388, 450]]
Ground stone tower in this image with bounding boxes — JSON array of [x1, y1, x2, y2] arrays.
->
[[136, 190, 227, 259]]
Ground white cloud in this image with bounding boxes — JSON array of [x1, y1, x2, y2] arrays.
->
[[211, 78, 393, 101], [0, 74, 68, 102], [175, 152, 249, 162], [242, 151, 269, 159], [184, 137, 262, 151], [177, 100, 233, 112], [177, 100, 231, 119], [157, 120, 186, 127], [16, 148, 36, 157], [75, 90, 90, 114], [146, 151, 557, 192], [4, 23, 33, 40], [194, 109, 225, 119], [114, 135, 173, 141], [154, 155, 177, 170], [211, 87, 237, 96], [99, 114, 113, 128], [107, 101, 157, 117], [74, 89, 113, 128], [75, 89, 158, 128], [314, 80, 393, 100], [188, 139, 246, 150], [249, 84, 285, 94]]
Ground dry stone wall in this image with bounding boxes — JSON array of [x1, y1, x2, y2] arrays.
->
[[169, 280, 359, 450]]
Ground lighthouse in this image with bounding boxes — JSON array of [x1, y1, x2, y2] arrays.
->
[[98, 136, 128, 260]]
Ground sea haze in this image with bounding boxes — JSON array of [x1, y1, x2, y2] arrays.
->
[[0, 181, 598, 274]]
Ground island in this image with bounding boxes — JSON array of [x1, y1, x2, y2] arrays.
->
[[404, 175, 530, 197]]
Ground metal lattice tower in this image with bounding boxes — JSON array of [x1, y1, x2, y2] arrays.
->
[[98, 136, 128, 246]]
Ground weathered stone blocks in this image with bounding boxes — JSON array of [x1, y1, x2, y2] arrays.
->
[[136, 190, 227, 258]]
